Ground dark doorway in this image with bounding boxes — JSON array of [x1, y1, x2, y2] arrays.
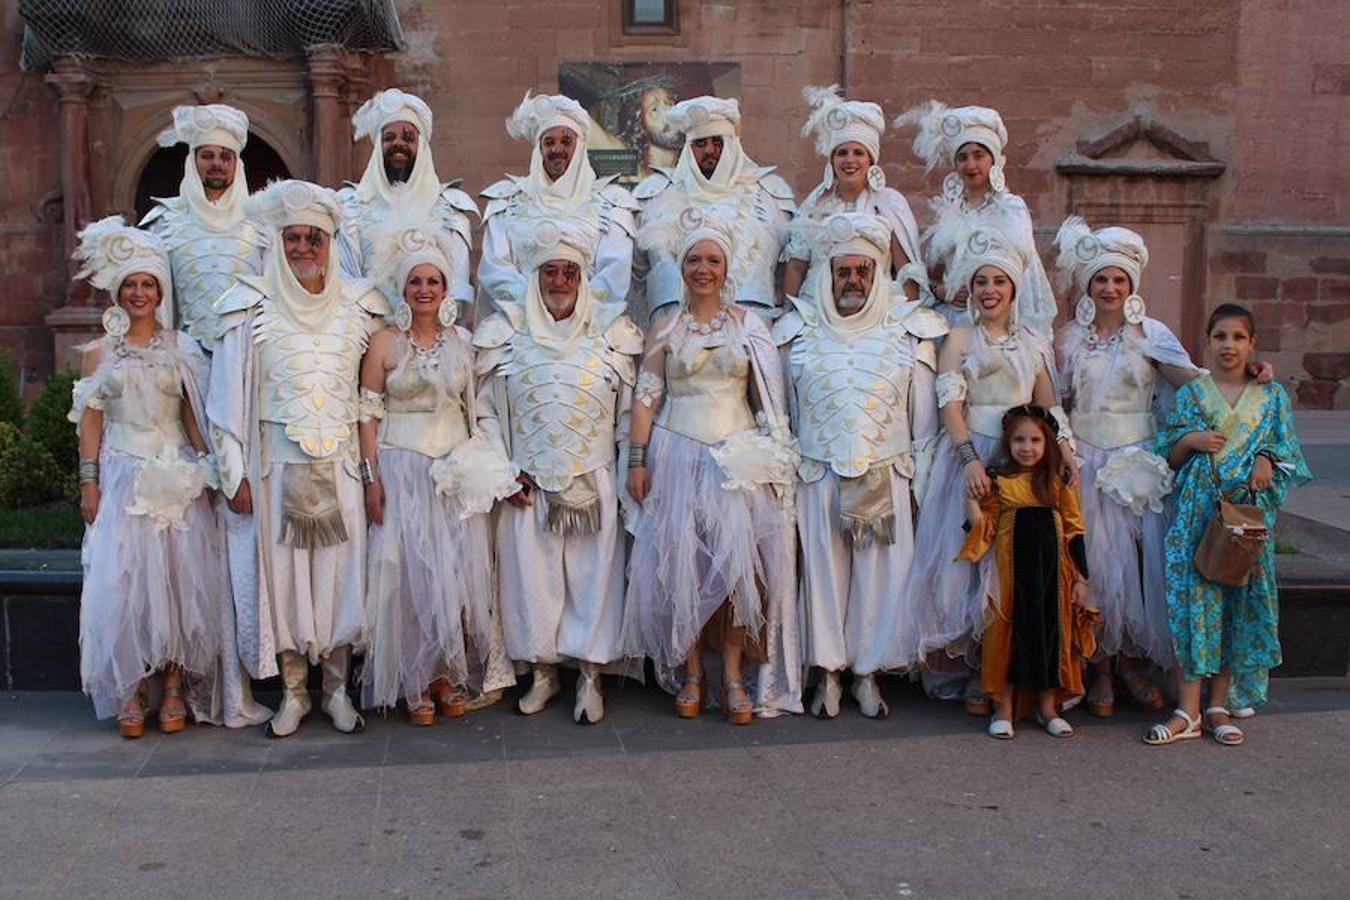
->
[[134, 131, 290, 223]]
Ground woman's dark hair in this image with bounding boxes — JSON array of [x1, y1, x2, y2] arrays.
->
[[995, 404, 1063, 507], [1206, 302, 1256, 337]]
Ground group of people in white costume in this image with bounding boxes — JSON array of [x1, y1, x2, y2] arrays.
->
[[73, 81, 1257, 743]]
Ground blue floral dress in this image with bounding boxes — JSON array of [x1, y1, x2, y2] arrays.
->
[[1156, 375, 1311, 706]]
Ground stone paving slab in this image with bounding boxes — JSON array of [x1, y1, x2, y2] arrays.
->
[[1, 678, 1347, 899]]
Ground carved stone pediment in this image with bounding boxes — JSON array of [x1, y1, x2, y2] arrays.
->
[[1057, 113, 1226, 178]]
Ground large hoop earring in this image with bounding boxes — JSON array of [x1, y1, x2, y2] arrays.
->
[[392, 302, 413, 333], [988, 164, 1006, 193], [1123, 293, 1146, 325], [102, 304, 130, 338], [1075, 294, 1096, 327], [437, 297, 458, 328]]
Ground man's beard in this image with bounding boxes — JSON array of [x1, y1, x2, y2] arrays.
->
[[384, 152, 415, 184], [836, 291, 867, 314], [202, 175, 231, 191]]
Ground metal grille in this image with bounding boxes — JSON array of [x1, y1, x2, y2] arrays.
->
[[19, 0, 403, 71]]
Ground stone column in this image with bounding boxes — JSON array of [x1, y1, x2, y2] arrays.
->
[[306, 45, 347, 186], [43, 56, 102, 372]]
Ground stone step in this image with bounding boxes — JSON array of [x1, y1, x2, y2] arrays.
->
[[3, 567, 1346, 692]]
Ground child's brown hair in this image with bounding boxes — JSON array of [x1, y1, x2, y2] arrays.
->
[[994, 404, 1064, 507]]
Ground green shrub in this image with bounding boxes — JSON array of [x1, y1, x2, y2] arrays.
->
[[0, 350, 23, 429], [28, 368, 79, 471], [0, 422, 67, 508]]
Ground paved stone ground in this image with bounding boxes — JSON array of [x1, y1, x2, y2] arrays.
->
[[2, 677, 1347, 900]]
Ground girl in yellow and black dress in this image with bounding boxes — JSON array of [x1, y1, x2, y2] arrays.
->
[[961, 404, 1099, 740]]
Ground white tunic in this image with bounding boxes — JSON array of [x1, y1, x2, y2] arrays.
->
[[207, 277, 385, 678], [777, 302, 945, 673], [473, 304, 642, 666]]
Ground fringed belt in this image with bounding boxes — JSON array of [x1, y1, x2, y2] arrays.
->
[[541, 471, 602, 536], [838, 466, 895, 547], [279, 461, 348, 549]]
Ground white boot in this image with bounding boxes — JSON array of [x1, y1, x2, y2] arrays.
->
[[852, 672, 889, 719], [266, 651, 312, 738], [517, 664, 560, 715], [320, 646, 364, 734], [810, 670, 842, 719], [574, 663, 604, 725]]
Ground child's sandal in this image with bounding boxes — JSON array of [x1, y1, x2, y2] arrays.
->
[[1143, 708, 1201, 746], [1203, 706, 1245, 746]]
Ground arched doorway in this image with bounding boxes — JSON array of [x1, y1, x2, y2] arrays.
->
[[134, 131, 291, 223]]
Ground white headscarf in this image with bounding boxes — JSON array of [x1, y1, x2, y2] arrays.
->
[[665, 96, 755, 204], [801, 212, 892, 337], [505, 93, 597, 216], [511, 217, 601, 355], [157, 104, 250, 232], [245, 180, 347, 332], [74, 215, 174, 328], [351, 89, 442, 214]]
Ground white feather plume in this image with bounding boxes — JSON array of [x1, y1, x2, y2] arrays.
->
[[1053, 215, 1093, 294], [893, 99, 948, 172]]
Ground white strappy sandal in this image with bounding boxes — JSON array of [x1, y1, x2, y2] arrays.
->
[[1203, 706, 1246, 746], [1143, 708, 1201, 746]]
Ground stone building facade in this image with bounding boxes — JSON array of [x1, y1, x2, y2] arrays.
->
[[2, 0, 1347, 404]]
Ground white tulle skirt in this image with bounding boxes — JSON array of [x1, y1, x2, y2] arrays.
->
[[622, 426, 801, 716], [79, 449, 224, 719], [361, 449, 514, 709], [899, 432, 1002, 669], [1078, 440, 1175, 666]]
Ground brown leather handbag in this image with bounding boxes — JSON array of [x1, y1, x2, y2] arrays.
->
[[1194, 454, 1268, 587]]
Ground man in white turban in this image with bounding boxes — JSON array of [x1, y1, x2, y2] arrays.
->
[[774, 212, 947, 719], [473, 216, 644, 725], [337, 88, 480, 321], [477, 92, 638, 318], [208, 180, 390, 737], [141, 103, 272, 729], [142, 104, 268, 347], [632, 95, 795, 325]]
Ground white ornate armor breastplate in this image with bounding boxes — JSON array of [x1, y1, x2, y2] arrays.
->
[[256, 306, 366, 459], [792, 327, 915, 477], [100, 347, 188, 459], [167, 220, 265, 344], [1070, 341, 1156, 449], [505, 334, 619, 492], [382, 346, 470, 458], [659, 339, 756, 444]]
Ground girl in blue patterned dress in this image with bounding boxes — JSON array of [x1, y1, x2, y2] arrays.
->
[[1145, 304, 1311, 746]]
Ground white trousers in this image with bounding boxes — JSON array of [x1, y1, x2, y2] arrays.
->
[[798, 471, 916, 674], [495, 467, 627, 665]]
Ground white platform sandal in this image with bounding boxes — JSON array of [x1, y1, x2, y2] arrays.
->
[[987, 717, 1015, 740]]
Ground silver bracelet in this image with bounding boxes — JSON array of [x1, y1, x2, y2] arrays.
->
[[359, 458, 379, 485], [955, 440, 979, 467], [78, 459, 99, 485], [627, 444, 648, 469]]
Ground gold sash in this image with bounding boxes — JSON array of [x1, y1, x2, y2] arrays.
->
[[838, 466, 895, 547], [279, 461, 349, 549]]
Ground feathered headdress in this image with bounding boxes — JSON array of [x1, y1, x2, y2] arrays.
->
[[893, 100, 1008, 172], [1053, 216, 1148, 295], [74, 215, 172, 296], [800, 85, 884, 160], [636, 202, 737, 262]]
